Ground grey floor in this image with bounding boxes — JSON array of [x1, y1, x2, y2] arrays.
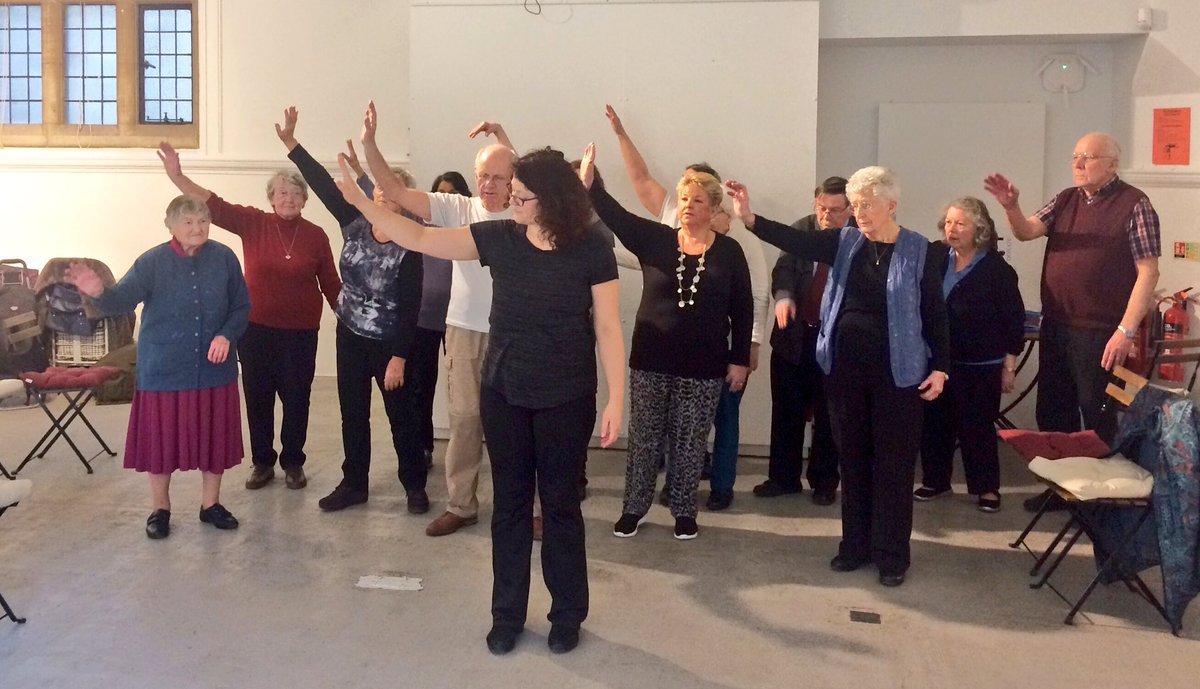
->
[[0, 377, 1196, 689]]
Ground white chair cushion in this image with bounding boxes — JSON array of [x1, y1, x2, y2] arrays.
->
[[0, 479, 32, 506], [1029, 455, 1153, 500], [0, 378, 25, 400]]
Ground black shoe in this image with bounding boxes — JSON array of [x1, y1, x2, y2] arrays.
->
[[978, 495, 1002, 513], [199, 503, 239, 530], [700, 452, 713, 481], [406, 489, 430, 515], [658, 486, 670, 507], [547, 625, 580, 654], [753, 480, 801, 498], [284, 467, 307, 490], [486, 626, 521, 656], [913, 486, 952, 501], [1023, 489, 1068, 513], [706, 489, 733, 511], [879, 571, 907, 587], [673, 516, 698, 540], [613, 513, 647, 538], [145, 509, 171, 539], [318, 483, 368, 512], [830, 554, 866, 572], [811, 490, 837, 506]]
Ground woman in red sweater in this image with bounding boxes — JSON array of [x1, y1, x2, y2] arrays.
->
[[158, 143, 341, 492]]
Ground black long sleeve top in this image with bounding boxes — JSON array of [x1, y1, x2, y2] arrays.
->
[[590, 185, 753, 379]]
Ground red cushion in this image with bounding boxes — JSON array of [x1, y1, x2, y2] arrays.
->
[[22, 366, 122, 390], [999, 429, 1111, 462]]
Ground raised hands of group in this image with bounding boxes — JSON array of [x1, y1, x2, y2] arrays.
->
[[274, 106, 299, 149], [63, 261, 103, 298], [604, 104, 626, 137], [156, 141, 182, 178], [723, 180, 754, 226], [983, 173, 1019, 210], [578, 142, 596, 189]]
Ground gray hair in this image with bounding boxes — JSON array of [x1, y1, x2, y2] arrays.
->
[[266, 170, 309, 202], [939, 196, 997, 252], [164, 194, 211, 228], [391, 167, 417, 189], [846, 166, 901, 205]]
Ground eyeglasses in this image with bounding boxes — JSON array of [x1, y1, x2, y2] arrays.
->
[[1071, 152, 1114, 163], [849, 201, 878, 213], [478, 173, 512, 186], [509, 193, 538, 207]]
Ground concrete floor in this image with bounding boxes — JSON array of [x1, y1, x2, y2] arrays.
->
[[0, 377, 1196, 689]]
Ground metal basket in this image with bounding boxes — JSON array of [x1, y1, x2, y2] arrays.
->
[[52, 319, 112, 367]]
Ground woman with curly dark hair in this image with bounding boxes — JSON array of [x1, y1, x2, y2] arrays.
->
[[336, 146, 624, 657]]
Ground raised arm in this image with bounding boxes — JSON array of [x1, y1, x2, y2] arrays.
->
[[605, 104, 668, 216], [983, 173, 1048, 241], [727, 181, 839, 264], [581, 143, 671, 257], [158, 142, 213, 202], [360, 100, 432, 221], [468, 121, 515, 151], [272, 106, 362, 228], [335, 155, 478, 261], [592, 278, 625, 448]]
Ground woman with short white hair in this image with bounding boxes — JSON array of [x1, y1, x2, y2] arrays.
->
[[728, 166, 949, 587]]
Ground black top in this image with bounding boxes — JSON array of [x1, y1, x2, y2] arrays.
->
[[590, 186, 753, 380], [471, 220, 618, 409], [748, 215, 950, 377], [944, 249, 1026, 363]]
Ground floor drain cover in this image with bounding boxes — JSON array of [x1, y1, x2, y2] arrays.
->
[[849, 610, 881, 624]]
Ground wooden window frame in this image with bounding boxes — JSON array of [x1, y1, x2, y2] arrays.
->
[[0, 0, 197, 148]]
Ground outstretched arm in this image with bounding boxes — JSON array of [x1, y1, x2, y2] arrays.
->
[[605, 104, 668, 216], [983, 173, 1047, 241], [157, 142, 212, 202], [335, 155, 478, 261], [360, 100, 433, 220]]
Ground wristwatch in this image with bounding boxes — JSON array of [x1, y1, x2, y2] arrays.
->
[[1117, 324, 1136, 339]]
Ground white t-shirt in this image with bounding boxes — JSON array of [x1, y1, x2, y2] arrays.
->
[[428, 193, 512, 333], [660, 196, 769, 345]]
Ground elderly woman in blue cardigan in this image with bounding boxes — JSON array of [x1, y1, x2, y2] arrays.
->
[[67, 195, 251, 540], [727, 166, 949, 587]]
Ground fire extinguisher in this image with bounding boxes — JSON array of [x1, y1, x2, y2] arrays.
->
[[1159, 287, 1193, 382]]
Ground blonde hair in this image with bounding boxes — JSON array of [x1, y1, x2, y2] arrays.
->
[[675, 170, 724, 210], [164, 195, 211, 228]]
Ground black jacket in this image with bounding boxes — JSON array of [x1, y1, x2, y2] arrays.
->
[[943, 249, 1026, 363]]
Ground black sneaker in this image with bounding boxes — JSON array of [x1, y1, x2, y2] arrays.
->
[[613, 513, 647, 538], [199, 503, 239, 530], [673, 516, 698, 540], [706, 489, 733, 511], [318, 483, 368, 512], [406, 489, 430, 515], [912, 486, 952, 501], [145, 509, 171, 539]]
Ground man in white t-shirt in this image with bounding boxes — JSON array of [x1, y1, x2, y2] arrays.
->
[[363, 105, 515, 536], [604, 105, 769, 511]]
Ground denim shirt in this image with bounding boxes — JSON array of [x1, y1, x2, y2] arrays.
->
[[816, 226, 930, 387]]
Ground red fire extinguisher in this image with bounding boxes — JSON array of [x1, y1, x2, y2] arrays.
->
[[1159, 287, 1193, 382]]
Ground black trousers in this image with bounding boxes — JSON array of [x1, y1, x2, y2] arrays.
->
[[409, 326, 444, 453], [767, 343, 839, 493], [238, 322, 318, 470], [480, 385, 594, 631], [1037, 319, 1117, 439], [825, 368, 923, 576], [335, 323, 428, 493], [920, 362, 1002, 495]]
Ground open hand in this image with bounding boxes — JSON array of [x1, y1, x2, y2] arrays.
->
[[579, 142, 596, 189], [335, 154, 371, 207], [604, 104, 626, 137], [983, 173, 1020, 210], [344, 139, 365, 177], [156, 142, 182, 178], [724, 180, 754, 226], [64, 261, 104, 298], [361, 100, 377, 143], [274, 106, 298, 148]]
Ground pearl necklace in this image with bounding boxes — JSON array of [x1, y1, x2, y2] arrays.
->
[[675, 230, 712, 308]]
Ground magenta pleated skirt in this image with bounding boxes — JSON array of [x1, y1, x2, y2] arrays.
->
[[123, 380, 244, 475]]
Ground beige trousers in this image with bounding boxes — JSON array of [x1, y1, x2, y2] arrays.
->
[[443, 325, 488, 517]]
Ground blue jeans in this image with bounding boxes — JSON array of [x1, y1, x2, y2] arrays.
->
[[709, 382, 744, 492]]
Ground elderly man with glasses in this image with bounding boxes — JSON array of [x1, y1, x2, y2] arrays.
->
[[984, 132, 1161, 512]]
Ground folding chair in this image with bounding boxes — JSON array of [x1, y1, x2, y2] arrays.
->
[[0, 478, 32, 624], [1012, 367, 1182, 634], [12, 366, 122, 476]]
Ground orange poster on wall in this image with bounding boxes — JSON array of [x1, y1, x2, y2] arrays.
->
[[1153, 108, 1191, 165]]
